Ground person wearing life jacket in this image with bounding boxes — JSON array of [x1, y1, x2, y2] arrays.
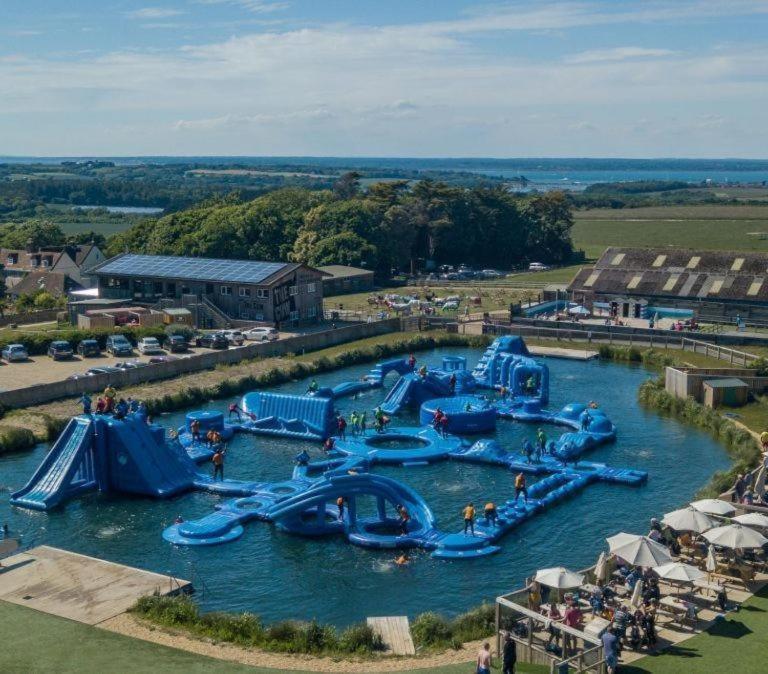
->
[[484, 502, 498, 526], [211, 447, 225, 480], [514, 472, 528, 503], [463, 502, 476, 536], [336, 496, 345, 521], [397, 504, 410, 536], [408, 353, 416, 370], [190, 418, 201, 441], [103, 385, 117, 413], [448, 373, 457, 394]]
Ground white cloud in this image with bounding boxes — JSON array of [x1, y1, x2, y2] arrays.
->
[[566, 47, 678, 64], [126, 7, 184, 20], [195, 0, 289, 14]]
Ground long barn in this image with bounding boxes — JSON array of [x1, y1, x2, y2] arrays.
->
[[567, 247, 768, 322]]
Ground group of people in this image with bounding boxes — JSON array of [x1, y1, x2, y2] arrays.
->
[[79, 389, 148, 422], [462, 501, 500, 536], [431, 408, 450, 437]]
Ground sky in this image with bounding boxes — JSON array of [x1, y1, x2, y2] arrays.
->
[[1, 0, 768, 158]]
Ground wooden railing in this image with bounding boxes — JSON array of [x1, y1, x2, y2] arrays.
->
[[681, 338, 760, 367]]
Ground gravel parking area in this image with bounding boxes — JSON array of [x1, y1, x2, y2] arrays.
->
[[0, 346, 242, 391]]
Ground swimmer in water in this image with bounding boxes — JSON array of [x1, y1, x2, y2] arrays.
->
[[394, 554, 410, 566]]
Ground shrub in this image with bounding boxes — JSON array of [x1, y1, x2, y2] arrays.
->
[[0, 425, 36, 454], [338, 623, 384, 654], [450, 603, 495, 643], [411, 612, 455, 649]]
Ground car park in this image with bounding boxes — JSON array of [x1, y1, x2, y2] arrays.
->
[[242, 327, 279, 342], [1, 343, 29, 362], [114, 361, 150, 371], [106, 334, 134, 356], [222, 329, 245, 346], [48, 340, 74, 360], [195, 332, 229, 349], [137, 337, 163, 355], [166, 334, 189, 353], [77, 339, 101, 357]]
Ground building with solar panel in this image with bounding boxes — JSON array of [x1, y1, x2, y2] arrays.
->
[[87, 253, 327, 328], [567, 247, 768, 323]]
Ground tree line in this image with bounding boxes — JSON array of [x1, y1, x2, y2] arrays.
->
[[107, 175, 575, 274]]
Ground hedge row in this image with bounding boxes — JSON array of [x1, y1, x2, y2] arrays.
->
[[132, 594, 384, 655], [132, 594, 496, 657], [638, 377, 761, 496]]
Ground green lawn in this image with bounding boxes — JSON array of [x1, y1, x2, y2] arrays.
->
[[623, 584, 768, 673], [573, 204, 768, 259], [0, 600, 548, 674]]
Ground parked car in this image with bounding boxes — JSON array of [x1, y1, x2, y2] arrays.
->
[[195, 332, 229, 349], [48, 340, 74, 360], [1, 343, 29, 362], [137, 337, 163, 355], [106, 334, 133, 356], [528, 262, 549, 271], [113, 361, 150, 371], [148, 355, 179, 364], [221, 329, 245, 346], [242, 327, 279, 342], [166, 334, 189, 353], [480, 269, 502, 279], [85, 366, 123, 376], [77, 339, 101, 357]]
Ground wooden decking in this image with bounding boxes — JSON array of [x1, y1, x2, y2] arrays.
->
[[527, 344, 598, 360], [367, 615, 416, 655], [0, 545, 189, 625]]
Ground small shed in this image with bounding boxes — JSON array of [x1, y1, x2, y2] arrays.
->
[[163, 307, 193, 326], [317, 265, 374, 296], [702, 378, 750, 408]]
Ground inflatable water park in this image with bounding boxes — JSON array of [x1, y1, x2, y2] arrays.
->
[[10, 337, 649, 560]]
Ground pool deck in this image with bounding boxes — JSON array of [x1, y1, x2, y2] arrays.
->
[[526, 344, 598, 360], [0, 545, 190, 625]]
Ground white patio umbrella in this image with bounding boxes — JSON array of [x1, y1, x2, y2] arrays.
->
[[594, 551, 608, 583], [568, 305, 590, 315], [705, 546, 717, 574], [733, 512, 768, 528], [703, 524, 768, 550], [630, 580, 644, 608], [534, 566, 585, 589], [662, 506, 716, 534], [691, 499, 736, 517], [654, 562, 705, 583], [607, 533, 673, 566]]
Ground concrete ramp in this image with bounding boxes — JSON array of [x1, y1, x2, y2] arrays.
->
[[367, 616, 416, 655]]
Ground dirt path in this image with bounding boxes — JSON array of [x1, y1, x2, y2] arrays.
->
[[99, 613, 480, 673]]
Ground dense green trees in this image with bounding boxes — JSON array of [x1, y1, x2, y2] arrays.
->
[[108, 177, 575, 273]]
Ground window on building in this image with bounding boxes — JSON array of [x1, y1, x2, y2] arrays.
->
[[289, 285, 298, 296], [220, 286, 232, 296], [307, 305, 317, 318], [627, 274, 643, 290], [663, 274, 680, 292], [239, 287, 251, 297], [610, 253, 625, 265], [306, 282, 316, 293], [687, 256, 701, 269], [181, 286, 190, 295], [166, 282, 176, 296], [205, 283, 214, 294], [289, 310, 299, 321], [652, 255, 667, 267], [7, 253, 17, 265], [748, 278, 764, 296], [584, 271, 600, 287], [153, 282, 163, 295], [254, 312, 264, 321], [256, 289, 269, 299], [239, 308, 250, 319]]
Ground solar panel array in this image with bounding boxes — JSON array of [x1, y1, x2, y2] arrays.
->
[[95, 254, 289, 284]]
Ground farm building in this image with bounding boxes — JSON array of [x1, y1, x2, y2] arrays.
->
[[88, 253, 327, 329], [567, 247, 768, 322], [317, 265, 375, 295], [0, 242, 105, 293]]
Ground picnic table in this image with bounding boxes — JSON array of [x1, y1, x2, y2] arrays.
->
[[582, 615, 611, 640], [691, 578, 722, 596], [659, 596, 697, 627]]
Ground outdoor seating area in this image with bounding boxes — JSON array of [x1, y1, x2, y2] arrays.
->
[[496, 496, 768, 673]]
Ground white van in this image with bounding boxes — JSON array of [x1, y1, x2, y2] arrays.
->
[[528, 262, 549, 272]]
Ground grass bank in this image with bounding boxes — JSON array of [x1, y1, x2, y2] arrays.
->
[[638, 377, 760, 497], [131, 594, 496, 659]]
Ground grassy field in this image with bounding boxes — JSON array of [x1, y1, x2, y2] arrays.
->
[[0, 600, 547, 674], [573, 204, 768, 259]]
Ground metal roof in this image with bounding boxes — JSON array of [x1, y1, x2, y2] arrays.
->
[[91, 254, 292, 284], [702, 378, 749, 388]]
